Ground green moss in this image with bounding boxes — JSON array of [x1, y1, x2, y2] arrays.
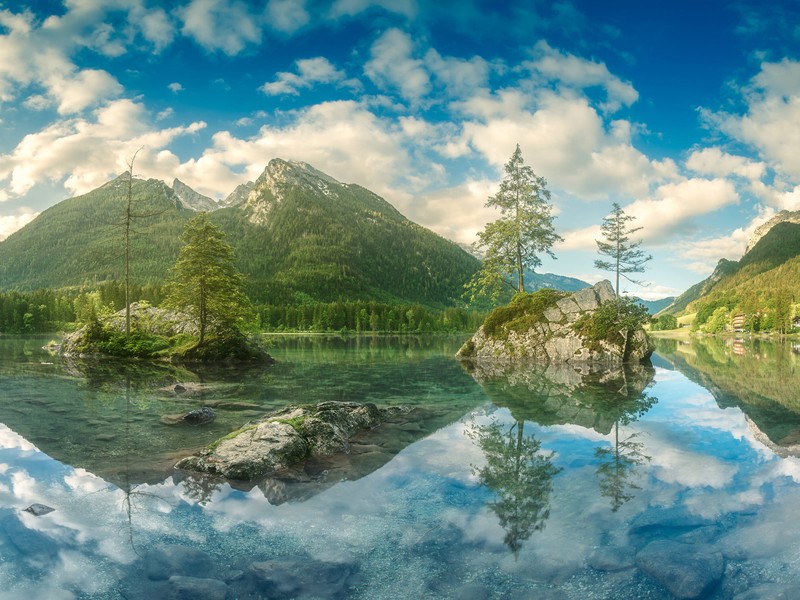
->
[[270, 416, 308, 432], [483, 289, 568, 340], [207, 423, 258, 453]]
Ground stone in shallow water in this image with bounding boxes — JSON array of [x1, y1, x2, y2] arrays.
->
[[733, 583, 798, 600], [23, 503, 55, 516], [160, 406, 216, 426], [1, 514, 58, 557], [635, 540, 724, 599], [167, 575, 227, 600], [249, 558, 356, 598], [587, 546, 636, 571], [145, 544, 215, 581]]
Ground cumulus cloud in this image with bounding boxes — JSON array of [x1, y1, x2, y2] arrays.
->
[[524, 41, 639, 112], [685, 147, 766, 180], [703, 59, 800, 179], [560, 177, 739, 251], [261, 56, 347, 96], [424, 49, 490, 98], [459, 90, 657, 200], [177, 0, 262, 55], [364, 28, 431, 103], [0, 99, 206, 198], [266, 0, 309, 33]]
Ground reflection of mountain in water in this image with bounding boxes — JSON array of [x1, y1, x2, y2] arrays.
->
[[464, 360, 656, 434], [0, 336, 484, 502], [654, 337, 800, 455]]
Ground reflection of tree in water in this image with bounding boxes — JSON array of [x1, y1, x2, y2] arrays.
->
[[468, 418, 560, 556], [465, 360, 657, 514], [591, 372, 656, 512]]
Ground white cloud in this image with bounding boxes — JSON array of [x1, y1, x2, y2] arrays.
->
[[459, 90, 657, 200], [704, 59, 800, 179], [524, 41, 639, 112], [177, 0, 262, 55], [266, 0, 309, 33], [560, 178, 739, 251], [328, 0, 418, 19], [685, 147, 766, 181], [0, 99, 206, 198], [0, 211, 38, 240], [168, 82, 183, 93], [261, 56, 346, 96], [424, 49, 490, 98], [49, 68, 123, 114], [364, 28, 430, 103]]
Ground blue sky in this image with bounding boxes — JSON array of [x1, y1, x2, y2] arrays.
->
[[1, 0, 799, 299]]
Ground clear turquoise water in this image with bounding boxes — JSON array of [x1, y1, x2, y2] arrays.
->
[[0, 334, 799, 598]]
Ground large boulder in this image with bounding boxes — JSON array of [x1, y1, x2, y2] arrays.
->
[[635, 540, 724, 599], [457, 280, 653, 365], [175, 401, 387, 480]]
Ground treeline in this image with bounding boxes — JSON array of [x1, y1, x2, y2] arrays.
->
[[0, 282, 166, 334], [258, 301, 484, 333], [0, 285, 484, 334]]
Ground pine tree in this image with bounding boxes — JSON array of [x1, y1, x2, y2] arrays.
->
[[466, 144, 562, 303], [595, 203, 651, 297], [164, 213, 251, 345]]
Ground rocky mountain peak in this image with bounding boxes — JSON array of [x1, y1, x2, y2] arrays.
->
[[745, 210, 800, 255], [246, 158, 345, 225], [171, 178, 219, 212]]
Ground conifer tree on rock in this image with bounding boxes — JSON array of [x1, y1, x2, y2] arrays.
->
[[164, 213, 251, 346], [594, 203, 651, 297], [466, 144, 562, 303]]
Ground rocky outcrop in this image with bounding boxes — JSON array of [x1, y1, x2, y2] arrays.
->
[[745, 210, 800, 254], [457, 280, 652, 364], [175, 401, 389, 481]]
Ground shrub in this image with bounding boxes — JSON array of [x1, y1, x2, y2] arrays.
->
[[573, 298, 650, 352]]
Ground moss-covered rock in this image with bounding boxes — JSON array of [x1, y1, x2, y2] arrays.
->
[[60, 303, 272, 363], [457, 280, 653, 364], [174, 401, 387, 481]]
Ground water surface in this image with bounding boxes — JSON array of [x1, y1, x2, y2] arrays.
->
[[0, 334, 799, 598]]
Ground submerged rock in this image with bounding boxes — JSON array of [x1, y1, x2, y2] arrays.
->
[[161, 407, 216, 426], [635, 540, 724, 599], [167, 575, 227, 600], [23, 503, 55, 516], [175, 401, 387, 481], [457, 280, 653, 365], [145, 544, 215, 581], [249, 558, 357, 598]]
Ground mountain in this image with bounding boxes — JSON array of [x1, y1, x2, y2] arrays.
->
[[0, 174, 190, 290], [213, 159, 480, 305], [222, 181, 254, 208], [662, 220, 800, 318], [745, 210, 800, 254], [635, 296, 675, 315], [172, 179, 219, 212], [523, 270, 590, 293], [0, 160, 479, 307], [661, 258, 739, 315]]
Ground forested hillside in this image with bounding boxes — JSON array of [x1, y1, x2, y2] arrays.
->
[[0, 160, 480, 309], [669, 222, 800, 332]]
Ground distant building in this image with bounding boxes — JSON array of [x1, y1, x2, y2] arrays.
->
[[732, 314, 746, 332]]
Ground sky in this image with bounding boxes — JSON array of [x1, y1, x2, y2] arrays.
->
[[1, 0, 799, 300]]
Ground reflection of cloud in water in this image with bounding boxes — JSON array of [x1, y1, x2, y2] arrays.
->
[[0, 425, 36, 452], [643, 426, 738, 488]]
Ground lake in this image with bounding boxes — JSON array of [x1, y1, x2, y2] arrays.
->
[[1, 334, 800, 599]]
